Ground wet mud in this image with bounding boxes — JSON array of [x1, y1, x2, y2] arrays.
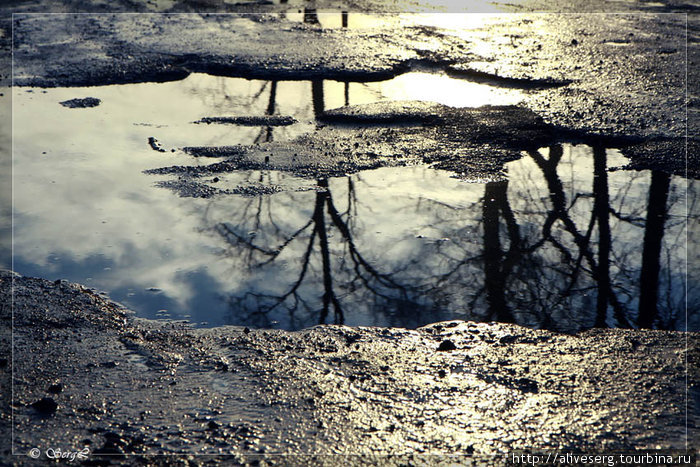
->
[[7, 11, 697, 177], [195, 116, 297, 126], [145, 99, 692, 205], [58, 97, 101, 108], [2, 2, 699, 463], [146, 102, 558, 186], [2, 270, 698, 461]]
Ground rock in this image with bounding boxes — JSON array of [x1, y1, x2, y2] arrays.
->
[[59, 97, 101, 108], [47, 383, 63, 394], [515, 378, 539, 393], [31, 397, 58, 415], [194, 116, 297, 126], [148, 137, 166, 152], [437, 340, 457, 351]]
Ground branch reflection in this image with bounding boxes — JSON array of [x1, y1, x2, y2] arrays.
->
[[202, 145, 687, 332]]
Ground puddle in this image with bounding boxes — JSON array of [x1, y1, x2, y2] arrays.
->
[[283, 10, 396, 29], [11, 71, 522, 151], [11, 69, 695, 333], [603, 41, 632, 47], [13, 121, 694, 332], [281, 10, 507, 31]]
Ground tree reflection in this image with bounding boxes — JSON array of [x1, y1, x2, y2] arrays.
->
[[210, 177, 420, 329], [203, 145, 686, 332], [638, 171, 671, 328], [482, 181, 518, 323]]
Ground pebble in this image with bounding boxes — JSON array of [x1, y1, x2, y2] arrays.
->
[[31, 397, 58, 415], [437, 340, 457, 351]]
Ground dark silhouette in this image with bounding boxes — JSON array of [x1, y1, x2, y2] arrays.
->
[[192, 144, 685, 332], [482, 181, 516, 323], [592, 145, 612, 327], [637, 171, 671, 328]]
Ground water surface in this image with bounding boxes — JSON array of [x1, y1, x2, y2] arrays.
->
[[12, 72, 695, 332]]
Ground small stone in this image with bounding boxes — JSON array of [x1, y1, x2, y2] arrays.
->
[[31, 397, 58, 415], [47, 383, 63, 394], [243, 327, 250, 334], [438, 369, 447, 378], [571, 38, 579, 45], [59, 97, 101, 108], [207, 420, 219, 430], [437, 340, 457, 351], [516, 378, 539, 393], [148, 137, 166, 152]]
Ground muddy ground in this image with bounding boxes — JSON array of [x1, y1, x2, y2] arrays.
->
[[3, 4, 698, 181], [1, 0, 699, 464], [1, 270, 698, 464]]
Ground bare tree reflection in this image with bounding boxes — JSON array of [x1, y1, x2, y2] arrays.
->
[[592, 144, 613, 327], [200, 145, 686, 332], [211, 177, 419, 329], [638, 171, 671, 328], [482, 181, 517, 323]]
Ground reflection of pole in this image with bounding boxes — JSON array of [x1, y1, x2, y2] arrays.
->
[[315, 179, 343, 325], [304, 8, 320, 25], [342, 11, 349, 106], [266, 81, 277, 115], [312, 80, 324, 118], [638, 171, 671, 328], [483, 181, 514, 323], [265, 81, 277, 142], [593, 145, 611, 327]]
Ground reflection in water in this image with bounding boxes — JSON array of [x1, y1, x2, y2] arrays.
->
[[11, 71, 523, 152], [482, 181, 517, 324], [215, 176, 426, 329], [186, 145, 690, 332], [11, 72, 694, 331], [12, 91, 694, 331]]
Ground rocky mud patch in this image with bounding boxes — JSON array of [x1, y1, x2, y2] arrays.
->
[[2, 270, 697, 462], [144, 100, 693, 199]]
